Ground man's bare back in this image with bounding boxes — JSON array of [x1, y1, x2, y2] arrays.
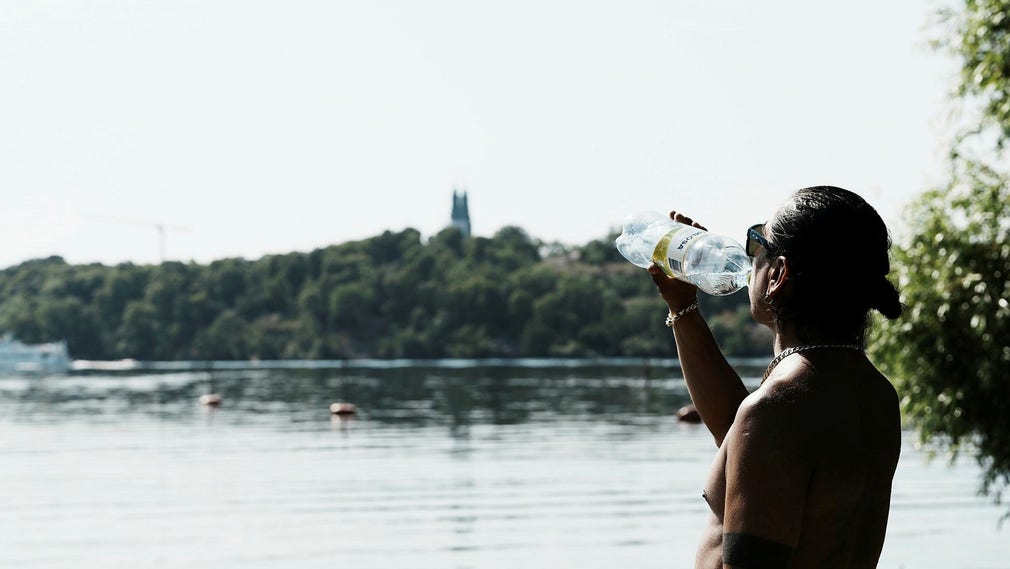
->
[[696, 351, 900, 569]]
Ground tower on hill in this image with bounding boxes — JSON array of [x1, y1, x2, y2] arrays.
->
[[449, 190, 471, 237]]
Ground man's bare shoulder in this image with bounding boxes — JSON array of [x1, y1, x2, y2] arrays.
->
[[733, 356, 901, 455], [759, 354, 899, 410], [734, 361, 818, 421], [727, 384, 813, 454]]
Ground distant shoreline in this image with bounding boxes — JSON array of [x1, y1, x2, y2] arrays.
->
[[71, 356, 771, 373]]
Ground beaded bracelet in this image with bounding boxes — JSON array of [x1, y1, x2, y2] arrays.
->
[[665, 299, 699, 327]]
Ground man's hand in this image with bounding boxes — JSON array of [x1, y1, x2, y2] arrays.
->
[[648, 211, 706, 312]]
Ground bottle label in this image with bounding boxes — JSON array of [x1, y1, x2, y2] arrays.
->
[[652, 225, 705, 277]]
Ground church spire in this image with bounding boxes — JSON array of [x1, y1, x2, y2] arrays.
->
[[449, 189, 471, 237]]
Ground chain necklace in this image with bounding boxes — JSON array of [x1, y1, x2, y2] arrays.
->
[[762, 344, 863, 383]]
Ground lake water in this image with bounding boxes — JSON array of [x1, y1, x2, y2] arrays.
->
[[0, 361, 1006, 568]]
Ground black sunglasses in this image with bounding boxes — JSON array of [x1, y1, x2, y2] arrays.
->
[[746, 223, 776, 257]]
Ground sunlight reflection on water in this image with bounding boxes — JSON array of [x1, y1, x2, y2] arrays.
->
[[0, 363, 1004, 568]]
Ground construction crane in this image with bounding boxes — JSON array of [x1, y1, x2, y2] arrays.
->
[[87, 215, 191, 263], [153, 223, 190, 263]]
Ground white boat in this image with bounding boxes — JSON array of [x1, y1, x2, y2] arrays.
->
[[0, 335, 71, 374], [71, 359, 138, 372]]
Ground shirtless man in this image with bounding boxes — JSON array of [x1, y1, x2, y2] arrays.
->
[[648, 187, 903, 568]]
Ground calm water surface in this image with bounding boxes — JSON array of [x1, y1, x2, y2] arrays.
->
[[0, 362, 1005, 568]]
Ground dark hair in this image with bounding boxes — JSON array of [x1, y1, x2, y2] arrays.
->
[[765, 186, 902, 344]]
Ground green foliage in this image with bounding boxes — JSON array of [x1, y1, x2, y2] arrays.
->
[[939, 0, 1010, 147], [578, 233, 624, 265], [871, 0, 1010, 509], [870, 162, 1010, 502], [707, 303, 774, 358], [0, 227, 769, 362]]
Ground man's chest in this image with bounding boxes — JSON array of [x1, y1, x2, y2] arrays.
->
[[702, 443, 728, 522]]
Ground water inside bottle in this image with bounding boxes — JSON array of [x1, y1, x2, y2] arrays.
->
[[687, 271, 751, 296], [615, 211, 673, 269]]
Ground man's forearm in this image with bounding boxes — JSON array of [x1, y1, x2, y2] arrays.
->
[[671, 309, 750, 446]]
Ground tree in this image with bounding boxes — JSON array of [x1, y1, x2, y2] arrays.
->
[[0, 220, 764, 361], [871, 0, 1010, 508], [939, 0, 1010, 148], [578, 233, 624, 265], [116, 300, 159, 359], [195, 310, 251, 360], [870, 162, 1010, 504]]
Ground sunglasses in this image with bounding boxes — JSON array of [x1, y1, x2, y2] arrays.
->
[[746, 223, 776, 257]]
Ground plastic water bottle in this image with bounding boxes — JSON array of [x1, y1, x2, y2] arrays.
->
[[614, 211, 752, 296]]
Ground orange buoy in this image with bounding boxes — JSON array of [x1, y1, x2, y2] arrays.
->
[[199, 394, 222, 407], [330, 402, 357, 416]]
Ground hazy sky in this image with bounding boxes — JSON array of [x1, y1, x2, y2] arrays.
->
[[1, 0, 958, 268]]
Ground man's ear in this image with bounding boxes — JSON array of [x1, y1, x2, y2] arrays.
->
[[765, 256, 791, 300]]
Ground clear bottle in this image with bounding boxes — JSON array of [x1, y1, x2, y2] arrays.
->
[[614, 211, 752, 296]]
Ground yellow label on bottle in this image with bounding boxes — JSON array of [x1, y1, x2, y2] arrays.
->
[[652, 225, 705, 278]]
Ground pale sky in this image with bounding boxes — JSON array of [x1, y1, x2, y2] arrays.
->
[[1, 0, 958, 268]]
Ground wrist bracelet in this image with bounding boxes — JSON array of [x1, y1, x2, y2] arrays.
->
[[665, 300, 699, 327]]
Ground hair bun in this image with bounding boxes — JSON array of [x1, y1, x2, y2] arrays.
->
[[871, 277, 902, 320]]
